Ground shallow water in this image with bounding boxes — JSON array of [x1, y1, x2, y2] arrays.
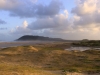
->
[[65, 47, 91, 51], [65, 47, 100, 51]]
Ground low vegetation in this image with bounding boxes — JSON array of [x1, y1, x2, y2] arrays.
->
[[72, 40, 100, 47], [0, 42, 100, 75]]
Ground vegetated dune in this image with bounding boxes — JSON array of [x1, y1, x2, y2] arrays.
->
[[0, 46, 38, 54], [0, 42, 100, 75]]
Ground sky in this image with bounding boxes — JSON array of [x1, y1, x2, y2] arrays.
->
[[0, 0, 100, 41]]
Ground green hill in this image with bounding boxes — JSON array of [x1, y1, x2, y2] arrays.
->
[[16, 35, 65, 41]]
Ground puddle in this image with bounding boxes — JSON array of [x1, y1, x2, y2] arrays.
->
[[65, 47, 99, 51]]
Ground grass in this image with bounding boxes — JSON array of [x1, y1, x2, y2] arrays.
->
[[0, 42, 100, 74], [0, 64, 61, 75]]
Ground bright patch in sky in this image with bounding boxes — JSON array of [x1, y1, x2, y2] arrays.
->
[[0, 0, 100, 41]]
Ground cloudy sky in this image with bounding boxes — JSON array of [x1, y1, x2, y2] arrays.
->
[[0, 0, 100, 41]]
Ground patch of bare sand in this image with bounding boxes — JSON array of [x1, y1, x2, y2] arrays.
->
[[28, 46, 38, 52]]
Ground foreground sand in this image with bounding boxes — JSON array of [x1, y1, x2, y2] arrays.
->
[[0, 41, 100, 75]]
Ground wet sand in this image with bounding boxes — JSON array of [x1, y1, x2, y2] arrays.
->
[[0, 41, 56, 48]]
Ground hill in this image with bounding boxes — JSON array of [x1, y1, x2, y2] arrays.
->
[[16, 35, 65, 41]]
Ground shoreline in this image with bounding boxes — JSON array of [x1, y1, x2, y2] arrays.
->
[[0, 41, 58, 48]]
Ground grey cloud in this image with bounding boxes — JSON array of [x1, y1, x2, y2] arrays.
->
[[9, 4, 37, 18], [73, 15, 94, 26], [71, 0, 100, 30], [0, 19, 6, 24], [73, 12, 100, 29], [94, 12, 100, 23], [0, 0, 62, 18], [28, 14, 69, 30], [71, 0, 97, 16], [28, 18, 57, 30], [36, 0, 62, 17], [71, 6, 83, 16]]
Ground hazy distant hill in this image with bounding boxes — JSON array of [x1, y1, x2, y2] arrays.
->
[[16, 35, 65, 41]]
